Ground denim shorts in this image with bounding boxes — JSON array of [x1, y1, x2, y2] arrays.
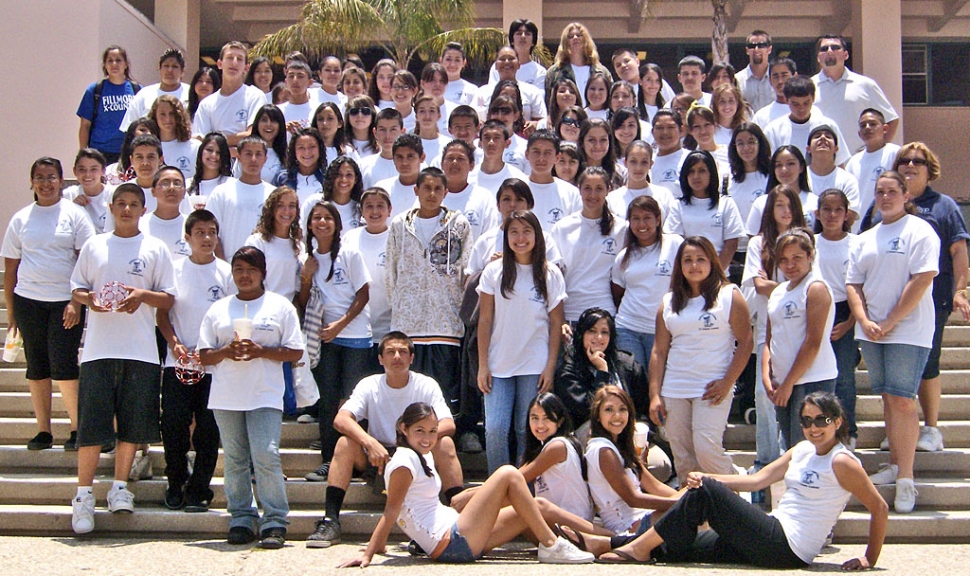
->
[[859, 340, 931, 399], [432, 522, 480, 563]]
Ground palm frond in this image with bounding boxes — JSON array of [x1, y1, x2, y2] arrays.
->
[[250, 0, 384, 60], [413, 28, 507, 68]]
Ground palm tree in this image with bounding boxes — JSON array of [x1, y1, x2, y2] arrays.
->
[[250, 0, 508, 68]]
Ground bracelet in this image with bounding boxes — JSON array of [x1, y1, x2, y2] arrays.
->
[[300, 275, 312, 284], [957, 289, 968, 299]]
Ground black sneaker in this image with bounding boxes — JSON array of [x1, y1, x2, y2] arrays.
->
[[27, 431, 53, 450], [306, 517, 341, 548], [64, 431, 78, 451], [309, 439, 323, 451], [260, 527, 287, 549], [305, 462, 330, 482], [184, 494, 210, 513], [408, 539, 427, 556], [101, 441, 116, 454], [164, 486, 185, 510], [227, 526, 257, 545]]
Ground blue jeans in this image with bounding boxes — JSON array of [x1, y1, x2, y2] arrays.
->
[[213, 408, 289, 531], [616, 328, 655, 371], [483, 374, 539, 474], [831, 303, 860, 437], [775, 379, 836, 450], [754, 349, 781, 465]]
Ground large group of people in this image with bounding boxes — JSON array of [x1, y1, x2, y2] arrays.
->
[[4, 18, 967, 569]]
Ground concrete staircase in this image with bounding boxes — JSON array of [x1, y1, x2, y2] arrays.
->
[[0, 277, 968, 543]]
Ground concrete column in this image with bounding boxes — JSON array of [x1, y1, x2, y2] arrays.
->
[[154, 0, 200, 76], [503, 0, 543, 40], [851, 0, 903, 141]]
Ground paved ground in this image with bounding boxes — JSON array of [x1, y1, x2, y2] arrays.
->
[[1, 537, 967, 575]]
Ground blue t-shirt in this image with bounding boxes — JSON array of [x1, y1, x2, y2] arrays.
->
[[76, 80, 136, 154]]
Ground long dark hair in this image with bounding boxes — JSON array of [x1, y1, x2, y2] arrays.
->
[[395, 402, 435, 478], [367, 59, 398, 103], [814, 188, 851, 234], [311, 101, 352, 152], [500, 210, 548, 301], [589, 385, 643, 476], [547, 78, 581, 128], [766, 145, 811, 193], [305, 201, 342, 282], [252, 105, 288, 164], [679, 150, 720, 209], [759, 185, 806, 277], [802, 391, 850, 446], [669, 236, 729, 314], [610, 106, 641, 157], [322, 156, 363, 225], [255, 186, 303, 256], [286, 127, 327, 177], [344, 95, 379, 154], [620, 195, 663, 270], [578, 118, 620, 187], [188, 133, 231, 195], [188, 66, 221, 117], [522, 393, 585, 481], [637, 63, 666, 118], [577, 166, 615, 236], [728, 123, 771, 182], [570, 308, 619, 375]]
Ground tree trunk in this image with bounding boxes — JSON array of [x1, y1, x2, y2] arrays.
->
[[711, 0, 729, 66]]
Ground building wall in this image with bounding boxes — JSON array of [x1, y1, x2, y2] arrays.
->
[[902, 107, 970, 202]]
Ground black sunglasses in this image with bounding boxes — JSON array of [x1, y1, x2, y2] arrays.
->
[[560, 117, 580, 128], [818, 45, 843, 53], [747, 42, 770, 49], [799, 415, 833, 429], [898, 157, 928, 167], [348, 107, 373, 116]]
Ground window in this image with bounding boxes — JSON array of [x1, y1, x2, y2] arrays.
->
[[902, 45, 927, 105]]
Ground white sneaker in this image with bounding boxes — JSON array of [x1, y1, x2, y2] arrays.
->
[[296, 414, 318, 423], [107, 487, 135, 513], [895, 478, 918, 513], [879, 436, 890, 450], [129, 451, 153, 481], [538, 536, 595, 564], [72, 492, 95, 534], [916, 426, 944, 452], [868, 463, 898, 485]]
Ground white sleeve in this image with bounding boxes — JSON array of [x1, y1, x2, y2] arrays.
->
[[546, 265, 567, 310], [742, 236, 764, 288], [610, 250, 627, 289], [664, 202, 684, 235], [746, 196, 766, 235], [720, 198, 745, 240], [909, 224, 941, 276]]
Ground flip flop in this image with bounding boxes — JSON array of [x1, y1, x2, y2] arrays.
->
[[554, 523, 588, 552], [595, 549, 653, 564]]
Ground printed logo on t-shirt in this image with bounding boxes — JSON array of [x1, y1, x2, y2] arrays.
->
[[56, 220, 73, 235], [656, 260, 673, 276], [206, 285, 224, 302], [464, 210, 481, 226], [871, 166, 886, 179], [529, 285, 545, 304], [534, 473, 549, 494], [235, 108, 247, 123], [176, 156, 191, 171], [783, 300, 800, 319], [887, 236, 906, 255], [128, 258, 147, 276], [254, 318, 274, 332], [711, 211, 723, 228], [377, 251, 386, 267], [699, 312, 718, 330], [662, 169, 678, 182], [174, 239, 190, 257], [800, 470, 820, 488], [602, 237, 618, 255], [547, 207, 565, 223], [332, 266, 348, 285], [102, 94, 133, 113]]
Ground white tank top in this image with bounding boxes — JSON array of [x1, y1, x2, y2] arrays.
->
[[661, 284, 739, 398], [533, 437, 594, 521], [584, 437, 648, 533], [770, 441, 858, 563], [766, 271, 838, 385]]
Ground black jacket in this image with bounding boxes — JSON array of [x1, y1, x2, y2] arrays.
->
[[554, 349, 650, 428]]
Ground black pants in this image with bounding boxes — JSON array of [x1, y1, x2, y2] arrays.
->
[[654, 477, 808, 568], [412, 343, 462, 419], [161, 368, 219, 500]]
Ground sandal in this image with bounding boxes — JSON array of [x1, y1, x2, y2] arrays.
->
[[595, 549, 654, 564], [554, 523, 588, 552]]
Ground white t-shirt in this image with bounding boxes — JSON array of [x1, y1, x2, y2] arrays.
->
[[661, 284, 740, 398], [763, 111, 851, 166], [746, 190, 819, 235], [342, 371, 453, 446], [465, 227, 562, 276], [468, 163, 528, 197], [751, 101, 790, 129], [70, 232, 176, 364], [277, 99, 314, 132], [205, 179, 275, 259], [728, 171, 769, 251], [310, 246, 372, 340], [611, 234, 684, 334], [488, 60, 547, 90], [289, 172, 324, 207], [664, 196, 745, 256], [375, 177, 421, 222], [767, 271, 838, 385], [529, 178, 582, 231], [119, 82, 190, 132], [584, 436, 648, 534], [161, 139, 201, 181], [139, 212, 190, 262], [742, 235, 784, 346], [299, 193, 362, 236], [199, 291, 305, 410], [186, 176, 234, 210], [244, 233, 303, 301], [360, 155, 398, 189], [384, 449, 458, 556], [311, 88, 347, 109], [502, 134, 530, 174], [419, 135, 452, 168], [606, 183, 677, 223], [342, 227, 391, 342], [808, 167, 860, 214], [845, 143, 901, 231], [533, 437, 594, 521], [650, 149, 688, 198], [714, 125, 734, 147], [846, 214, 940, 346], [444, 78, 478, 105], [232, 149, 284, 185], [551, 213, 628, 321], [814, 233, 859, 303], [63, 185, 113, 234], [813, 68, 899, 154], [164, 257, 235, 368], [1, 200, 95, 302], [192, 84, 265, 138], [441, 183, 500, 242], [478, 260, 566, 377]]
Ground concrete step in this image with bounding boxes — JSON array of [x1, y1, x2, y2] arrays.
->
[[846, 478, 970, 511], [943, 324, 970, 346], [728, 448, 970, 476], [0, 392, 68, 418], [724, 420, 970, 450], [832, 510, 970, 544]]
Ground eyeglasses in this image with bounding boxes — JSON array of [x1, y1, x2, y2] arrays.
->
[[747, 42, 770, 49], [31, 175, 60, 183], [157, 180, 185, 190], [348, 107, 373, 116], [898, 157, 928, 167], [818, 45, 843, 53], [799, 415, 833, 429], [560, 117, 580, 128], [391, 84, 414, 92], [491, 107, 514, 115]]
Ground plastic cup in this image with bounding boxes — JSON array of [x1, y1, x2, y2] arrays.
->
[[634, 421, 649, 456], [233, 318, 253, 341]]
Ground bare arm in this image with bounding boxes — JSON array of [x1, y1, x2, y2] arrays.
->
[[702, 289, 753, 404], [770, 282, 832, 407], [718, 238, 739, 271], [519, 439, 567, 484], [320, 284, 369, 343], [884, 119, 899, 143], [334, 409, 390, 472], [648, 307, 671, 426], [477, 293, 495, 394], [78, 118, 92, 149], [833, 454, 888, 570], [339, 466, 412, 568], [880, 271, 937, 335], [598, 448, 679, 511], [687, 447, 794, 493], [950, 240, 969, 321], [539, 302, 564, 394], [3, 259, 18, 333], [156, 307, 189, 360]]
